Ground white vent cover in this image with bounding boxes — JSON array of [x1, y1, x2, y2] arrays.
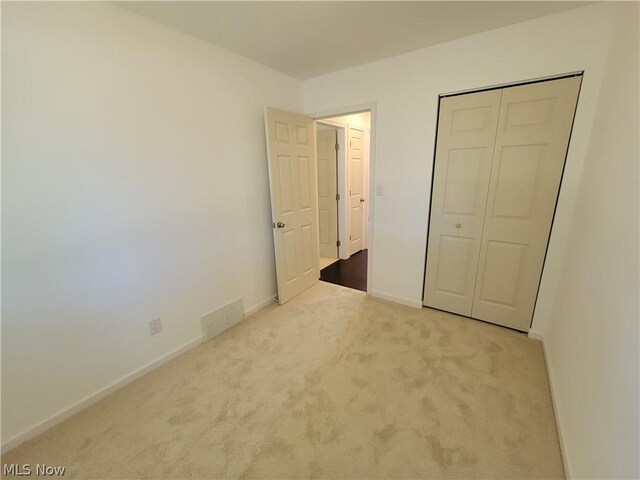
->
[[201, 298, 245, 340]]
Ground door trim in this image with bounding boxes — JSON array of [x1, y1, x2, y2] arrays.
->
[[308, 102, 377, 295], [422, 74, 583, 329], [440, 70, 583, 98]]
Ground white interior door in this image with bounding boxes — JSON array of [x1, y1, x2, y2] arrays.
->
[[317, 128, 338, 258], [348, 127, 365, 255], [362, 128, 371, 250], [423, 90, 502, 315], [471, 76, 581, 330], [264, 107, 319, 305]]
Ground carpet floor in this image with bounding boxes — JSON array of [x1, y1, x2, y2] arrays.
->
[[2, 282, 564, 479]]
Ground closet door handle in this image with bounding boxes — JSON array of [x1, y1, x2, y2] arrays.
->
[[455, 223, 462, 228]]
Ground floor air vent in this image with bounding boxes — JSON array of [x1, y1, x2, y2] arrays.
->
[[201, 298, 245, 340]]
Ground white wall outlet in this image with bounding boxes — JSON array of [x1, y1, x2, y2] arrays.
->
[[149, 317, 162, 336], [376, 183, 385, 196]]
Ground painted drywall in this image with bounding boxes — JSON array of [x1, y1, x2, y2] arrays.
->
[[1, 2, 302, 445], [542, 3, 639, 478], [304, 2, 617, 321], [321, 112, 371, 130]]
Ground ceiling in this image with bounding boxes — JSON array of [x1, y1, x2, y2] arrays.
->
[[118, 1, 591, 80]]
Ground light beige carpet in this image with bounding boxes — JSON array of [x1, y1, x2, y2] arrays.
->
[[2, 282, 564, 479]]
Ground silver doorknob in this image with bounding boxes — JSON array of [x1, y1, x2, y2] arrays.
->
[[455, 223, 462, 228], [277, 221, 285, 228], [360, 198, 365, 203]]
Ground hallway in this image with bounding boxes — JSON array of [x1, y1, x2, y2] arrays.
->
[[320, 249, 368, 292]]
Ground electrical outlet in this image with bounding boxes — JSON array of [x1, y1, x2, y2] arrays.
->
[[149, 317, 162, 336]]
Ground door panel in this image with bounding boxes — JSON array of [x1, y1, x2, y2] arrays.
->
[[435, 235, 476, 295], [265, 107, 319, 304], [476, 240, 528, 306], [492, 145, 546, 218], [471, 76, 581, 330], [423, 90, 502, 315], [317, 128, 338, 258], [444, 148, 487, 215], [349, 127, 365, 254]]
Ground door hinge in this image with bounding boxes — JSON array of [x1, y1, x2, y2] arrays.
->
[[336, 240, 341, 247], [336, 193, 340, 201], [350, 235, 352, 240], [335, 143, 339, 151]]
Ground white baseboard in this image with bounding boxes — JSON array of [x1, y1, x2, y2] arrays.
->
[[528, 329, 544, 340], [1, 336, 203, 454], [1, 294, 279, 455], [536, 331, 572, 478], [244, 294, 277, 317], [368, 290, 423, 309]]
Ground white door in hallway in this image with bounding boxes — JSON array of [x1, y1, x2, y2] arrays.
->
[[349, 127, 365, 255], [264, 107, 319, 305], [317, 128, 338, 258], [471, 76, 581, 330], [423, 89, 502, 316]]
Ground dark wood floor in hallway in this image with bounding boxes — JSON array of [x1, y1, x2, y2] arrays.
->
[[320, 249, 367, 292]]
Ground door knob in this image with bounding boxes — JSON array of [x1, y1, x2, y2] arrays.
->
[[360, 198, 365, 203], [455, 223, 462, 228], [277, 221, 285, 228]]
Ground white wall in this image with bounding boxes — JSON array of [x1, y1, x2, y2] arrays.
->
[[321, 112, 371, 130], [1, 2, 302, 446], [542, 3, 639, 478], [304, 3, 617, 316]]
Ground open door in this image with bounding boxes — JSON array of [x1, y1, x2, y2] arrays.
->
[[264, 107, 320, 304], [317, 127, 338, 258], [348, 127, 365, 255]]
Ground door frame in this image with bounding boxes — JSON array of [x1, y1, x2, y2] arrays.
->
[[422, 72, 583, 330], [309, 102, 377, 294]]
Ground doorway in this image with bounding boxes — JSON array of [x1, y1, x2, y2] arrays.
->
[[315, 111, 371, 292], [263, 105, 375, 305]]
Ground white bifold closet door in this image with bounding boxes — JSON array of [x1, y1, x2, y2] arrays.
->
[[424, 76, 581, 331]]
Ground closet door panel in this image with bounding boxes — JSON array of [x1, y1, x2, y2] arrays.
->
[[471, 76, 581, 331], [423, 90, 502, 315]]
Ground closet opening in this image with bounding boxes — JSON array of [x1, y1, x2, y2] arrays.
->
[[422, 72, 583, 332]]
